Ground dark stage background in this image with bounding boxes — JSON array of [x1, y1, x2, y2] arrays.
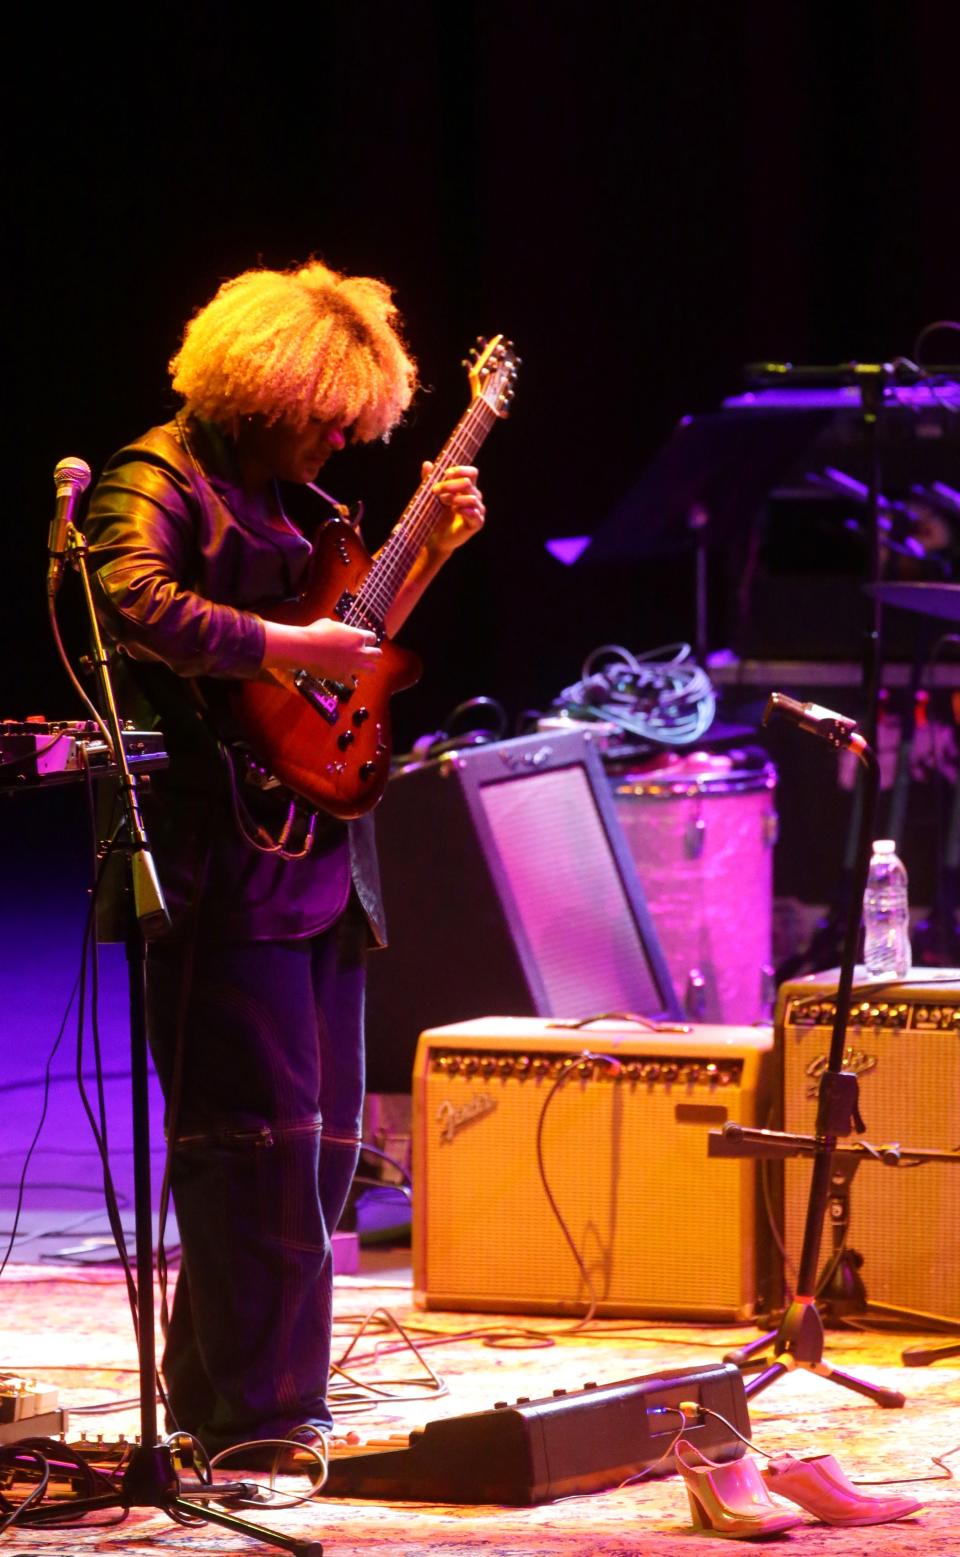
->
[[4, 3, 960, 931]]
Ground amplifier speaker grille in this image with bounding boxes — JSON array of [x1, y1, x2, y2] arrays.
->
[[779, 972, 960, 1314], [413, 1017, 776, 1321]]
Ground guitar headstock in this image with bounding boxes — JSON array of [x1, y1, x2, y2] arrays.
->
[[464, 335, 520, 417]]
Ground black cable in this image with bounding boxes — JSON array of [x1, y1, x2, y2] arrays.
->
[[533, 1050, 624, 1332], [685, 1403, 958, 1488], [0, 1447, 50, 1534], [912, 319, 960, 367], [71, 834, 140, 1336], [0, 981, 79, 1281]]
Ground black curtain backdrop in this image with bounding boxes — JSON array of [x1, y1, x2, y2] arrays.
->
[[6, 1, 960, 745]]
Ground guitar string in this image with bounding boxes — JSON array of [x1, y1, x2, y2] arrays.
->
[[349, 400, 495, 622], [301, 363, 510, 714], [297, 409, 487, 706]]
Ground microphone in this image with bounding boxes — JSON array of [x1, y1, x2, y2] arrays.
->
[[47, 456, 92, 596], [763, 692, 861, 749]]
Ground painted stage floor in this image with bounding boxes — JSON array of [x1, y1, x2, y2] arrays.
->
[[1, 1248, 959, 1556]]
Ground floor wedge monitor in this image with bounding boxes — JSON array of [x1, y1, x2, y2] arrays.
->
[[779, 969, 960, 1314], [413, 1016, 776, 1321], [365, 730, 680, 1092]]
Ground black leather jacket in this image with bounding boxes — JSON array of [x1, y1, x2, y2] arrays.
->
[[84, 416, 385, 945]]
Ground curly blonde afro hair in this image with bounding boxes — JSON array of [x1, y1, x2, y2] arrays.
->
[[169, 259, 418, 442]]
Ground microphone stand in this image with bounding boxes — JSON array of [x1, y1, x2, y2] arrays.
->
[[23, 519, 323, 1553], [718, 694, 905, 1408]]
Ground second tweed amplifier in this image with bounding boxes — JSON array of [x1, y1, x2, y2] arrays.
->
[[413, 1016, 777, 1321], [779, 969, 960, 1315]]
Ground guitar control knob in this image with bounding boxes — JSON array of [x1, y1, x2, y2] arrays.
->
[[352, 707, 370, 726], [337, 730, 355, 751], [359, 761, 376, 781]]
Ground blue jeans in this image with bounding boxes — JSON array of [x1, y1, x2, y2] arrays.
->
[[146, 911, 366, 1454]]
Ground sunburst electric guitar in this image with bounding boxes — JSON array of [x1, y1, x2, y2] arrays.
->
[[227, 336, 519, 820]]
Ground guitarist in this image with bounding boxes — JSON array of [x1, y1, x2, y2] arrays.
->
[[84, 258, 485, 1470]]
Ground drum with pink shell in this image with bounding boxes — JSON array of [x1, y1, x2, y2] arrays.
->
[[610, 748, 778, 1024]]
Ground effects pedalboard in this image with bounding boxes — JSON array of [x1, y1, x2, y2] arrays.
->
[[0, 719, 167, 789], [0, 1374, 67, 1446]]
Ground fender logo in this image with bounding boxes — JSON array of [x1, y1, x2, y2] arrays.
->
[[437, 1093, 497, 1144], [804, 1048, 877, 1099]]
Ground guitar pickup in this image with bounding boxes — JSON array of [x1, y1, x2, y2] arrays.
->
[[293, 670, 352, 724]]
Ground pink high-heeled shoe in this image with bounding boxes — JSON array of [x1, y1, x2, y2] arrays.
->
[[674, 1440, 802, 1539], [761, 1453, 923, 1526]]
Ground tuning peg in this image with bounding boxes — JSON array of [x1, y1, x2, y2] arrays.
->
[[475, 334, 487, 347]]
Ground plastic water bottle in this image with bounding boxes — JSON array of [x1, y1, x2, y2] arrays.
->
[[863, 840, 911, 978]]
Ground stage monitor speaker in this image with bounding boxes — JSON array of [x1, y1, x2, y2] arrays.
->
[[365, 731, 680, 1092], [412, 1016, 777, 1321], [779, 970, 960, 1314]]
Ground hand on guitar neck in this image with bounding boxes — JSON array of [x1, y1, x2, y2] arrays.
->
[[232, 335, 518, 818], [258, 458, 484, 673]]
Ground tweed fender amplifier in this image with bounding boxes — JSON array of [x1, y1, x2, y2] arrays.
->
[[779, 970, 960, 1313], [413, 1016, 776, 1321]]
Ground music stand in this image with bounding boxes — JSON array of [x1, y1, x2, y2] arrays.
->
[[13, 521, 324, 1552], [583, 406, 830, 660]]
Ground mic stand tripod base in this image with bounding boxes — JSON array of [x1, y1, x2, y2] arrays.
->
[[725, 1297, 906, 1410], [23, 1442, 325, 1555]]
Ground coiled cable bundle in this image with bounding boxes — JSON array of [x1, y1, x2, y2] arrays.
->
[[552, 642, 716, 747]]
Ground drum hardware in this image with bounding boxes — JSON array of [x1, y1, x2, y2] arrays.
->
[[609, 747, 777, 1025], [581, 362, 960, 980]]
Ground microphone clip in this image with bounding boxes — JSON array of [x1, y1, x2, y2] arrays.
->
[[763, 692, 862, 752]]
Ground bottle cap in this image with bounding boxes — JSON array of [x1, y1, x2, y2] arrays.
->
[[872, 839, 896, 853]]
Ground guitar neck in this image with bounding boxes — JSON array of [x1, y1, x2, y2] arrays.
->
[[354, 395, 498, 626]]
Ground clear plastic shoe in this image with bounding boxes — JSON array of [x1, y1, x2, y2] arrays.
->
[[674, 1439, 802, 1539], [761, 1453, 923, 1527]]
